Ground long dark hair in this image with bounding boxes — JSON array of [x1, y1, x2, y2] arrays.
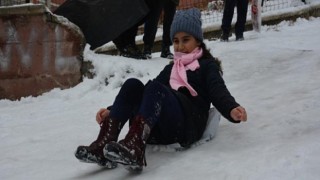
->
[[199, 42, 223, 74]]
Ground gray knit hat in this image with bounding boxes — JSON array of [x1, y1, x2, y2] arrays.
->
[[170, 8, 203, 41]]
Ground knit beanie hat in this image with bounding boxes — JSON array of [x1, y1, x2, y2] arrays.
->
[[170, 8, 203, 42]]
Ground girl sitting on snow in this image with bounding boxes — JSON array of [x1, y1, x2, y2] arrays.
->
[[75, 8, 247, 172]]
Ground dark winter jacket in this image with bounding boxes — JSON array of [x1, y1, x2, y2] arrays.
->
[[155, 57, 240, 147]]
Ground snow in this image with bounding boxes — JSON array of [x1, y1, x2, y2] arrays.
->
[[1, 16, 320, 180]]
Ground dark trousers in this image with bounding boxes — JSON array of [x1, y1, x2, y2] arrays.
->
[[109, 78, 185, 144], [221, 0, 248, 37], [113, 0, 151, 50], [143, 0, 176, 50], [162, 0, 176, 48], [113, 25, 139, 50]]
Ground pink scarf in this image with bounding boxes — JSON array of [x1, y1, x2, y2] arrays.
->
[[170, 48, 203, 96]]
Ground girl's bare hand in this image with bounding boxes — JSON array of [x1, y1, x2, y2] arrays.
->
[[230, 106, 247, 122], [96, 108, 110, 125]]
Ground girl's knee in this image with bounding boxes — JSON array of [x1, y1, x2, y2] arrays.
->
[[119, 78, 145, 97], [146, 80, 162, 89], [123, 78, 144, 89], [145, 80, 168, 94]]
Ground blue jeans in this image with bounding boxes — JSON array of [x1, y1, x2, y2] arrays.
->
[[109, 78, 185, 144]]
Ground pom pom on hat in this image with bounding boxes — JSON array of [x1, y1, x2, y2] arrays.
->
[[170, 8, 203, 41]]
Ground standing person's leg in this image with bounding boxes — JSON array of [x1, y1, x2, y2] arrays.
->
[[113, 33, 126, 52], [160, 0, 176, 59], [143, 0, 163, 58], [235, 0, 248, 40], [221, 0, 236, 41], [116, 24, 145, 59]]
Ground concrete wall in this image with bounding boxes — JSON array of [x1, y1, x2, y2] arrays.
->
[[0, 4, 85, 100]]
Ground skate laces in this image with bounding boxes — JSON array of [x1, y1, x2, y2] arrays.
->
[[122, 116, 148, 166], [96, 118, 121, 147]]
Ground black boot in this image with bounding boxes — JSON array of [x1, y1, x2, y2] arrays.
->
[[160, 46, 174, 59], [119, 44, 146, 60], [236, 34, 244, 41], [75, 118, 122, 168], [104, 115, 151, 172], [142, 44, 152, 59], [220, 33, 229, 42]]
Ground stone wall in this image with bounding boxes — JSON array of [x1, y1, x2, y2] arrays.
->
[[0, 4, 85, 100]]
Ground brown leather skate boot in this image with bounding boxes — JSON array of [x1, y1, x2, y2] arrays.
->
[[104, 115, 151, 172], [75, 118, 122, 168]]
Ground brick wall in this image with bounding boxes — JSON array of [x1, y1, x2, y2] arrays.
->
[[178, 0, 209, 10]]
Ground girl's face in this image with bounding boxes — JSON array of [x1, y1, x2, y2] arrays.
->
[[173, 32, 201, 53]]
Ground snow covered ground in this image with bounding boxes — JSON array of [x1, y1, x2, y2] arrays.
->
[[1, 15, 320, 180]]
